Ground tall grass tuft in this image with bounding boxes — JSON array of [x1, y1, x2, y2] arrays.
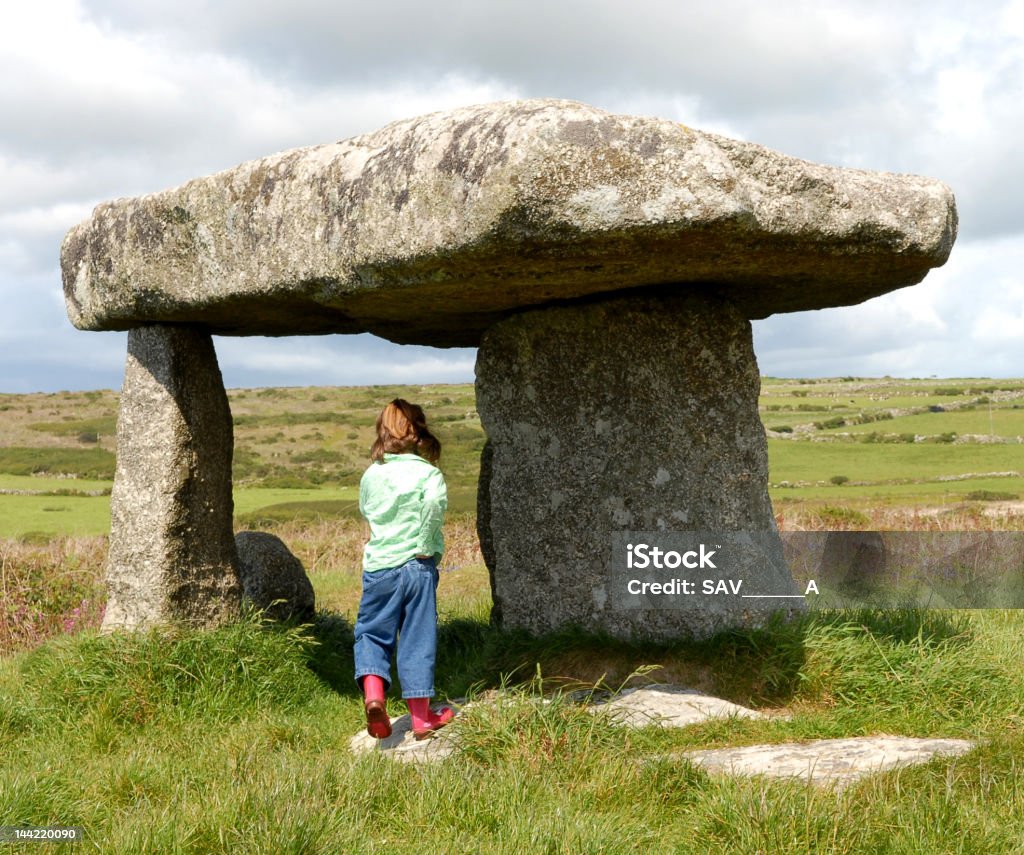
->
[[795, 608, 1013, 734], [4, 605, 330, 738], [453, 668, 646, 771], [0, 515, 482, 657]]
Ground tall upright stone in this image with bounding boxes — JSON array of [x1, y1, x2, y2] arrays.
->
[[476, 290, 799, 640], [103, 325, 242, 631]]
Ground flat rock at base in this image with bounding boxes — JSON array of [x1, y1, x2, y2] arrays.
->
[[349, 706, 460, 764], [62, 99, 956, 345], [347, 689, 971, 789], [594, 684, 769, 727], [679, 736, 976, 789]]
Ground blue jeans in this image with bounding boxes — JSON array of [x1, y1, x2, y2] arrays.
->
[[353, 556, 440, 699]]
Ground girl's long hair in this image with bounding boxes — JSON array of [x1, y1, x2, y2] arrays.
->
[[370, 398, 441, 464]]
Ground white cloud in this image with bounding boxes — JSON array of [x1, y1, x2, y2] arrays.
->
[[213, 335, 476, 389], [753, 233, 1024, 378]]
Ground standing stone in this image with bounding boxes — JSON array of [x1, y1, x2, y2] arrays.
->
[[235, 531, 315, 622], [103, 325, 242, 631], [475, 290, 801, 641]]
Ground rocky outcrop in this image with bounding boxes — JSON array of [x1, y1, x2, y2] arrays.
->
[[475, 290, 802, 640], [235, 531, 315, 622], [62, 99, 955, 346], [102, 325, 241, 631], [64, 99, 958, 638]]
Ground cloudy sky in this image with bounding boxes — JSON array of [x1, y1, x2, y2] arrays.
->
[[3, 0, 1022, 392]]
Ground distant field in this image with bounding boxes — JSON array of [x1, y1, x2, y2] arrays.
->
[[1, 378, 1022, 537], [0, 383, 483, 537], [0, 494, 111, 538], [761, 376, 1024, 505]]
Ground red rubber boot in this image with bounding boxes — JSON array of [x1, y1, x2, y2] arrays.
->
[[407, 697, 455, 740], [363, 675, 392, 739]]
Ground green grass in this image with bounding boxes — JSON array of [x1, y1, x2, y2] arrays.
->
[[3, 378, 1024, 527], [27, 416, 118, 437], [768, 438, 1024, 486], [820, 407, 1024, 437], [0, 488, 364, 539], [232, 486, 359, 516], [0, 474, 113, 494], [0, 482, 476, 539], [771, 476, 1024, 503], [759, 377, 1024, 439], [0, 494, 112, 538], [2, 576, 1024, 852], [0, 447, 115, 479]]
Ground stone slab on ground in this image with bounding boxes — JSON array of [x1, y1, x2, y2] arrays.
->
[[349, 706, 461, 764], [680, 736, 976, 789], [593, 684, 770, 728], [348, 689, 974, 792]]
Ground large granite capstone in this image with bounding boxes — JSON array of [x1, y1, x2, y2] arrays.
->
[[60, 99, 957, 637], [62, 99, 955, 345]]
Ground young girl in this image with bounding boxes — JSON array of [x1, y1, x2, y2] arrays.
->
[[354, 398, 455, 740]]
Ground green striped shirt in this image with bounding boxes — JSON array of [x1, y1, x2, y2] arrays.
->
[[359, 453, 447, 572]]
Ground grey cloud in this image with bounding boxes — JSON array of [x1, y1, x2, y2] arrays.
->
[[752, 233, 1024, 379], [2, 330, 127, 393], [213, 335, 476, 389], [83, 0, 901, 114]]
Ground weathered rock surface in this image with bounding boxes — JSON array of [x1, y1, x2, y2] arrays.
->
[[103, 325, 241, 631], [594, 685, 769, 727], [476, 290, 802, 640], [61, 99, 955, 346], [235, 531, 315, 622], [680, 736, 976, 790], [349, 704, 462, 764]]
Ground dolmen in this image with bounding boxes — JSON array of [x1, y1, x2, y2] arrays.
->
[[60, 99, 956, 639]]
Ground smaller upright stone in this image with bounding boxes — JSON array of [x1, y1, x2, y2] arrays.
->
[[235, 531, 316, 622], [103, 325, 241, 631]]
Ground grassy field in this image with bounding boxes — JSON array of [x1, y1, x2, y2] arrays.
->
[[1, 377, 1023, 537], [1, 514, 1023, 852], [3, 370, 1024, 854], [0, 384, 483, 537]]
